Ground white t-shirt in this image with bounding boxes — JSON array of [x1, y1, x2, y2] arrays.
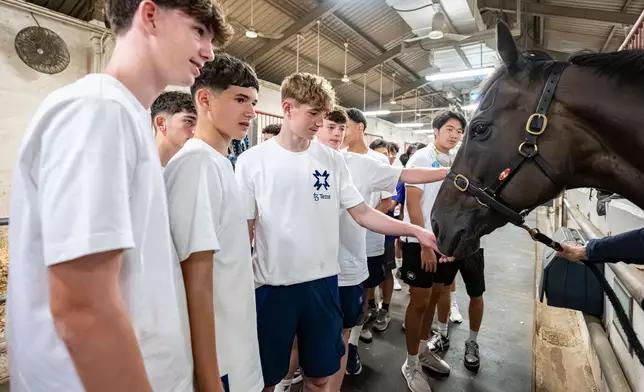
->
[[236, 138, 364, 286], [338, 151, 402, 286], [403, 146, 449, 243], [365, 149, 395, 257], [6, 74, 193, 392], [164, 139, 263, 392]]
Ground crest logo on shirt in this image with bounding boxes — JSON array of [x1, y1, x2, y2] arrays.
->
[[313, 170, 330, 191]]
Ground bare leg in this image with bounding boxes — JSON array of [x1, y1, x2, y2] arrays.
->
[[404, 286, 431, 355], [469, 296, 484, 334], [263, 387, 275, 392], [451, 280, 456, 292], [303, 377, 330, 392], [379, 269, 394, 310], [437, 285, 451, 324], [286, 337, 300, 379], [329, 329, 350, 391], [420, 284, 443, 341]]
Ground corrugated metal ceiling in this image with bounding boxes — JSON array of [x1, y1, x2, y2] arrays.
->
[[24, 0, 644, 113]]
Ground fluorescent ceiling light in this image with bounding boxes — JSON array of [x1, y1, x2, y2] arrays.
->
[[412, 129, 433, 134], [461, 104, 478, 111], [425, 67, 495, 82], [363, 110, 391, 116], [395, 123, 424, 128]]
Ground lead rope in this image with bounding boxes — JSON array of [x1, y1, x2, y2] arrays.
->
[[522, 225, 644, 366]]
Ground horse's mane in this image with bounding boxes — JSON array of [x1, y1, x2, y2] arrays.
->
[[477, 49, 644, 99]]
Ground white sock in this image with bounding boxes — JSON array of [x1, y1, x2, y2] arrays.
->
[[419, 339, 428, 352], [275, 379, 292, 392], [407, 354, 419, 367], [395, 257, 403, 268], [349, 325, 362, 346], [469, 330, 478, 342], [438, 321, 448, 337]]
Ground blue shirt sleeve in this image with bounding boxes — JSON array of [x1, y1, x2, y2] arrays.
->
[[394, 182, 406, 205], [586, 228, 644, 264]]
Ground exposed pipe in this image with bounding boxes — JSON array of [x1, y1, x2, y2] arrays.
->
[[0, 0, 110, 35], [619, 9, 644, 50]]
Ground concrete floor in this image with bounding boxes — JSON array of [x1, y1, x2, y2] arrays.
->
[[341, 214, 537, 392]]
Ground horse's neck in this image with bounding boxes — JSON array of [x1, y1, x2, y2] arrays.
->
[[560, 69, 644, 208]]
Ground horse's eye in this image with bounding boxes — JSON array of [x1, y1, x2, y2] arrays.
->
[[471, 123, 489, 138]]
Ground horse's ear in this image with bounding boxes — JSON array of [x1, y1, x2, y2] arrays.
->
[[496, 20, 521, 71]]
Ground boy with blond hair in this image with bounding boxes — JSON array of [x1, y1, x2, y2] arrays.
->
[[6, 0, 232, 391], [236, 73, 441, 392]]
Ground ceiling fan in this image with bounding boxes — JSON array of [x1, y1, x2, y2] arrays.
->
[[236, 0, 283, 40], [404, 3, 469, 43], [327, 42, 364, 85]]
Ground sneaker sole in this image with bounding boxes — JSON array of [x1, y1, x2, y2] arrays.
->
[[346, 364, 362, 375], [359, 336, 373, 344], [373, 321, 390, 332], [465, 361, 480, 373]]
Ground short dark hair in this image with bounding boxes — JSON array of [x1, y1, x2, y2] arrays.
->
[[107, 0, 233, 47], [432, 110, 466, 131], [191, 53, 259, 97], [262, 123, 281, 136], [325, 109, 348, 124], [345, 108, 367, 131], [369, 139, 388, 150], [387, 141, 400, 155], [151, 91, 196, 119]]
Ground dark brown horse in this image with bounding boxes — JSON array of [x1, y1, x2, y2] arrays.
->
[[431, 21, 644, 259]]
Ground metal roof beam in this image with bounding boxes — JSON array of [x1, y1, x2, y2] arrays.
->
[[249, 0, 351, 65], [479, 0, 641, 25]]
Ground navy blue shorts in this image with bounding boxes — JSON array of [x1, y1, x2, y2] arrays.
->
[[339, 283, 364, 329], [255, 276, 345, 388]]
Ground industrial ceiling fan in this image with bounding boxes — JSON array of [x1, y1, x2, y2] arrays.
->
[[404, 2, 469, 43], [237, 0, 283, 40], [327, 42, 363, 85]]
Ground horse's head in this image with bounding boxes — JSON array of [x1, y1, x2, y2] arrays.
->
[[431, 21, 574, 258]]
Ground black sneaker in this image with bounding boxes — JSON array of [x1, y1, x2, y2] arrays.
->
[[427, 331, 450, 353], [464, 340, 480, 372], [345, 343, 362, 375]]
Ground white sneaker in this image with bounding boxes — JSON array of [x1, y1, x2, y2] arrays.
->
[[449, 302, 463, 324], [360, 328, 373, 343], [394, 277, 402, 291], [419, 347, 450, 375], [401, 360, 432, 392]]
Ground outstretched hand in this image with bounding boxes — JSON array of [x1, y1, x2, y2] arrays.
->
[[413, 227, 455, 263]]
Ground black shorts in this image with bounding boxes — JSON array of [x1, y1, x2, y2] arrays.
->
[[383, 240, 396, 271], [434, 248, 486, 297], [364, 255, 385, 288], [400, 242, 433, 289]]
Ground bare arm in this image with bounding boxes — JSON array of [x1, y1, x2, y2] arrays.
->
[[374, 197, 393, 213], [181, 251, 224, 392], [247, 219, 255, 249], [347, 202, 437, 252], [399, 167, 448, 185], [406, 186, 438, 271], [48, 250, 153, 392]]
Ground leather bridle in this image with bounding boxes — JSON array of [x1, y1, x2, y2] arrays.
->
[[444, 61, 644, 366], [446, 62, 567, 250]]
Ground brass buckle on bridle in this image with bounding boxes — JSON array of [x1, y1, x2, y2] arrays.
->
[[453, 174, 469, 192], [525, 113, 548, 135]]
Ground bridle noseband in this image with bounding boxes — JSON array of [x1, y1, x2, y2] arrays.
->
[[445, 61, 644, 367], [446, 62, 567, 249]]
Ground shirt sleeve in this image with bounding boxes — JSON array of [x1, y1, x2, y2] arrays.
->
[[234, 152, 257, 219], [165, 152, 221, 262], [337, 154, 364, 209], [39, 98, 135, 266], [364, 154, 402, 195], [586, 228, 644, 264], [394, 182, 406, 205]]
